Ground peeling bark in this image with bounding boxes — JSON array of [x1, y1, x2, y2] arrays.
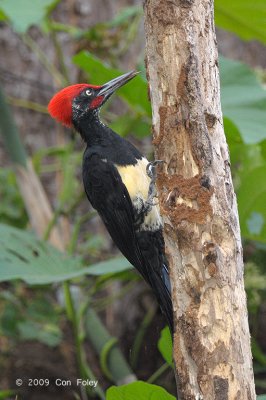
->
[[144, 0, 256, 399]]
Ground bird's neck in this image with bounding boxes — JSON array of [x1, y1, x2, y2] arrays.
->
[[74, 111, 114, 146], [74, 111, 143, 165]]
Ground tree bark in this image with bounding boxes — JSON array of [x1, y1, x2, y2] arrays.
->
[[144, 1, 256, 399]]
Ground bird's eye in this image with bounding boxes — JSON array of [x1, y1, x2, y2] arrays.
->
[[86, 89, 92, 96]]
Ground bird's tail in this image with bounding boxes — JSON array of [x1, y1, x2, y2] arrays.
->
[[135, 230, 174, 333], [149, 264, 173, 334]]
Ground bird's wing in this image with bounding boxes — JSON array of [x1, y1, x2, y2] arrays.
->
[[82, 153, 147, 277], [83, 152, 173, 332]]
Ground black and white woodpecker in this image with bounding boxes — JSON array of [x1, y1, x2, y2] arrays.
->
[[48, 71, 173, 332]]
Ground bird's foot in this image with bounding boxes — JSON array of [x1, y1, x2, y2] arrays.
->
[[146, 160, 165, 180], [143, 160, 165, 213]]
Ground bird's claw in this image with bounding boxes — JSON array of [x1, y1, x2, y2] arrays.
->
[[142, 160, 165, 214], [146, 160, 165, 179]]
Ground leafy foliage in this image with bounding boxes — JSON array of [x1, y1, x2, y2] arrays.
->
[[106, 381, 176, 400], [0, 390, 15, 399], [215, 0, 266, 45], [220, 56, 266, 144], [237, 166, 266, 241], [33, 145, 83, 209], [245, 262, 266, 314], [0, 290, 62, 347], [0, 0, 266, 397], [0, 224, 132, 284], [218, 57, 266, 244], [73, 51, 150, 114], [0, 168, 27, 228], [0, 0, 59, 32], [158, 327, 173, 366], [226, 134, 266, 243]]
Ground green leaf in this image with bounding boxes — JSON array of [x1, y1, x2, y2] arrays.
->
[[0, 302, 19, 338], [223, 117, 245, 167], [85, 257, 132, 276], [220, 56, 266, 144], [73, 51, 151, 115], [0, 288, 63, 346], [106, 381, 175, 400], [18, 320, 62, 346], [158, 327, 173, 366], [0, 224, 132, 284], [237, 166, 266, 242], [0, 390, 15, 400], [0, 168, 27, 228], [0, 0, 58, 32], [0, 8, 6, 21], [257, 395, 266, 399], [226, 134, 266, 243], [215, 0, 266, 45]]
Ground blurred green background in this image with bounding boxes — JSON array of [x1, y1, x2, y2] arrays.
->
[[0, 1, 266, 399]]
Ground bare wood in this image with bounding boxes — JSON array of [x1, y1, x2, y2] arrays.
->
[[16, 159, 64, 251], [144, 0, 256, 399]]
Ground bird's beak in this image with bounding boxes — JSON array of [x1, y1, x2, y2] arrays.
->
[[97, 71, 139, 100]]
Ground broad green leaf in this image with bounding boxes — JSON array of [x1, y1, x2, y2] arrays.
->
[[215, 0, 266, 45], [224, 117, 243, 145], [220, 57, 266, 144], [158, 326, 173, 366], [0, 0, 58, 32], [0, 224, 132, 284], [257, 396, 266, 399], [87, 258, 132, 276], [223, 117, 244, 167], [106, 381, 175, 400], [73, 51, 151, 115], [237, 166, 266, 242], [261, 139, 266, 160], [226, 135, 266, 243]]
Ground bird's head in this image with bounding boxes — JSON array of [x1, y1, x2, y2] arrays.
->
[[48, 71, 138, 128]]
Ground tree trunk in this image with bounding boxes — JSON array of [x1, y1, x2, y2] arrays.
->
[[144, 1, 256, 399]]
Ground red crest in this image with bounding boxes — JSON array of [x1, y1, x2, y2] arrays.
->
[[48, 84, 100, 127]]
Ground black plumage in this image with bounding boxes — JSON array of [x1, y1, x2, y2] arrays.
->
[[48, 72, 173, 332]]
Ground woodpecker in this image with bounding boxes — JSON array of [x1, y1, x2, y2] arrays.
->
[[48, 71, 173, 332]]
